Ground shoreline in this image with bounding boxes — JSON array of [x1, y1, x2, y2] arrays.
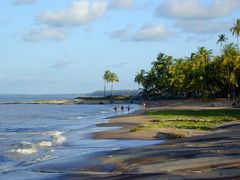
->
[[93, 99, 234, 140], [0, 96, 136, 105], [61, 99, 240, 179]]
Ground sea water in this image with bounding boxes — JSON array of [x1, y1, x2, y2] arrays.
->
[[0, 95, 161, 180]]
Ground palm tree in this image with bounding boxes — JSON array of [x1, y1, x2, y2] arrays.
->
[[191, 47, 213, 97], [103, 70, 111, 97], [109, 72, 119, 97], [197, 47, 213, 64], [230, 19, 240, 51], [134, 69, 146, 90], [221, 43, 239, 99], [217, 34, 228, 53], [151, 53, 173, 97]]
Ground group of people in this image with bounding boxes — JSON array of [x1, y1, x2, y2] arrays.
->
[[113, 105, 130, 112]]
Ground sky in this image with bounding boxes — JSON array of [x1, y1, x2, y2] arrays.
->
[[0, 0, 240, 94]]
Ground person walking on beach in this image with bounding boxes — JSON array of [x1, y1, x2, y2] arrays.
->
[[143, 102, 146, 108], [120, 105, 124, 111]]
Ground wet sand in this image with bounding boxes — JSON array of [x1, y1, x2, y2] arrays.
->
[[61, 100, 240, 179]]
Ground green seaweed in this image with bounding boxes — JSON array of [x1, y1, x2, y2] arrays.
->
[[130, 109, 240, 132]]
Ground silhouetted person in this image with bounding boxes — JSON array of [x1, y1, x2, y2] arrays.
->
[[127, 105, 130, 111], [120, 105, 124, 111], [113, 106, 117, 112]]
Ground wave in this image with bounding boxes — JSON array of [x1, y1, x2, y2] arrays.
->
[[47, 131, 66, 144], [8, 130, 66, 156], [37, 141, 53, 147], [10, 141, 37, 155], [99, 110, 109, 114]]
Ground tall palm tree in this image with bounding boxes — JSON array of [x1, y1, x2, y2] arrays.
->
[[191, 47, 213, 97], [196, 47, 213, 65], [103, 70, 111, 97], [109, 72, 119, 97], [221, 43, 238, 99], [230, 19, 240, 51], [134, 69, 146, 90], [217, 34, 228, 53]]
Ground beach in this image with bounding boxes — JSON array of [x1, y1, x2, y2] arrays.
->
[[62, 99, 240, 179]]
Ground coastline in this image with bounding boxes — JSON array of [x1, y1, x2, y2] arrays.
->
[[61, 99, 240, 179], [0, 96, 135, 105], [93, 112, 207, 141], [93, 99, 234, 140]]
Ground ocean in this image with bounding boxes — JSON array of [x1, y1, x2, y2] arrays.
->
[[0, 95, 160, 180]]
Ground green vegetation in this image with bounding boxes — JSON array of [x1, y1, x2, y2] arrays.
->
[[217, 34, 228, 53], [135, 19, 240, 100], [130, 109, 240, 132], [87, 90, 138, 97], [103, 70, 119, 97], [75, 95, 131, 101], [230, 19, 240, 50]]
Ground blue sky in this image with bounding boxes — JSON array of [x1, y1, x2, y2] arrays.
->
[[0, 0, 240, 94]]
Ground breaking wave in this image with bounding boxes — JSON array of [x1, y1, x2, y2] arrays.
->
[[10, 141, 37, 155]]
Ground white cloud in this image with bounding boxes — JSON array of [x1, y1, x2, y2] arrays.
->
[[131, 24, 173, 41], [36, 0, 108, 27], [155, 0, 240, 20], [24, 26, 69, 42], [175, 19, 231, 34], [109, 0, 134, 9], [12, 0, 37, 5], [109, 24, 173, 42]]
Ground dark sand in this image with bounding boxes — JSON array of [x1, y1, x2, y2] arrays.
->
[[61, 100, 240, 179]]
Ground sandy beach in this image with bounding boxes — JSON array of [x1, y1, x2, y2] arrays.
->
[[94, 99, 233, 140], [60, 99, 240, 179]]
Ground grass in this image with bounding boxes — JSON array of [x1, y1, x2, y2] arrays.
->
[[130, 109, 240, 132]]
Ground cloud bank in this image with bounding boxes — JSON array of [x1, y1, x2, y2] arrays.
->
[[109, 0, 134, 9], [155, 0, 240, 20], [24, 0, 110, 41], [110, 24, 173, 42], [154, 0, 240, 36], [24, 26, 69, 42], [36, 0, 108, 27]]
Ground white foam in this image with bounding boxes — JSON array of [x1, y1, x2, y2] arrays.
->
[[19, 141, 32, 145], [11, 141, 37, 155], [48, 131, 66, 144], [14, 148, 37, 155], [37, 141, 53, 147], [34, 154, 54, 162], [99, 111, 108, 114], [77, 116, 83, 119]]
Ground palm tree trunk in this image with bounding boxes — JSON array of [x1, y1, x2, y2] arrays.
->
[[237, 37, 239, 52], [104, 81, 106, 97], [227, 68, 230, 100], [220, 42, 222, 54], [111, 82, 113, 97]]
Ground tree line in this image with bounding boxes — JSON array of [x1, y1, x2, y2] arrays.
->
[[134, 19, 240, 100]]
